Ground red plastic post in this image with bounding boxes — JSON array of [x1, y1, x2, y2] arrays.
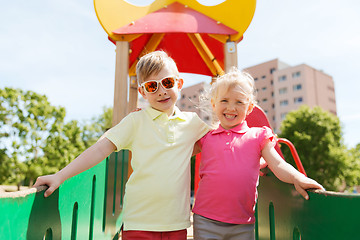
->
[[277, 138, 307, 176]]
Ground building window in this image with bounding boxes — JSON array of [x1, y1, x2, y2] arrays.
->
[[182, 94, 185, 99], [270, 68, 276, 74], [281, 113, 287, 120], [272, 104, 275, 109], [280, 100, 288, 106], [254, 77, 258, 81], [271, 80, 274, 85], [265, 110, 268, 114], [292, 71, 301, 78], [263, 98, 268, 102], [279, 87, 287, 94], [262, 75, 266, 79], [279, 75, 287, 82], [262, 87, 267, 91], [294, 97, 303, 103], [293, 84, 302, 91]]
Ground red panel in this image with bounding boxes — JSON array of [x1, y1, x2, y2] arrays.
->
[[129, 34, 153, 67], [246, 105, 284, 157], [113, 2, 237, 35], [128, 33, 224, 76]]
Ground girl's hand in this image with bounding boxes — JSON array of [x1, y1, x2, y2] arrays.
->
[[293, 174, 325, 200], [33, 174, 63, 198]]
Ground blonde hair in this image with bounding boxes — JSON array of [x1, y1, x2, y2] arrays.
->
[[136, 51, 179, 84], [210, 67, 256, 104], [198, 67, 257, 128]]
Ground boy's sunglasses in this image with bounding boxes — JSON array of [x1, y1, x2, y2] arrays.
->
[[140, 76, 178, 93]]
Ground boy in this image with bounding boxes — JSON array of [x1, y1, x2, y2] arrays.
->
[[34, 51, 210, 239]]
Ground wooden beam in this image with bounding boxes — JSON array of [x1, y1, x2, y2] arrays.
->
[[187, 33, 217, 76], [194, 33, 225, 76], [112, 41, 129, 126], [224, 41, 238, 72], [128, 76, 138, 112]]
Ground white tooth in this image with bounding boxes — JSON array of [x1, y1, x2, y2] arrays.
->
[[225, 114, 236, 119]]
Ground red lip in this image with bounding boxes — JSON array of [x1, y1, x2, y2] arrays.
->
[[158, 98, 170, 103]]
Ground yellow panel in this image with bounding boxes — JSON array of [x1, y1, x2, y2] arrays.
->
[[94, 0, 256, 42]]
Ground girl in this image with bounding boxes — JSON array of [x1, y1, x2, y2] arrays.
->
[[192, 68, 324, 240]]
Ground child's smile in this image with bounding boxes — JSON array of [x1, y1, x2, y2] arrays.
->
[[212, 88, 253, 130], [224, 113, 237, 120]]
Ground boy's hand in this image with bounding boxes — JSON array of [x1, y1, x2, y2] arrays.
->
[[293, 174, 325, 200], [33, 174, 62, 198]]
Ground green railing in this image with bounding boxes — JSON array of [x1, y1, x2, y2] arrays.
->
[[2, 150, 360, 240], [0, 151, 129, 240], [255, 171, 360, 240]]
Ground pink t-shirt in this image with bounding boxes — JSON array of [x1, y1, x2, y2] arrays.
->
[[192, 121, 276, 224]]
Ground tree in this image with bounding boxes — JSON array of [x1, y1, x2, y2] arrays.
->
[[82, 106, 113, 147], [1, 87, 114, 187], [0, 88, 87, 186], [1, 87, 65, 185], [279, 105, 355, 191], [346, 144, 360, 191]]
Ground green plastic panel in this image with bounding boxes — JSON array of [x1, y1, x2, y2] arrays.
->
[[256, 171, 360, 240], [2, 151, 360, 240], [0, 151, 129, 240]]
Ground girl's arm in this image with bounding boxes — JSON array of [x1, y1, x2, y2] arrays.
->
[[262, 141, 324, 200], [33, 137, 116, 197]]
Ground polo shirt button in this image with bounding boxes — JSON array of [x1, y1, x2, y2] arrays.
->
[[227, 133, 230, 135], [226, 142, 230, 145]]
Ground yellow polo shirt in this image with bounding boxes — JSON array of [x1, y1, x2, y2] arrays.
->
[[104, 106, 210, 231]]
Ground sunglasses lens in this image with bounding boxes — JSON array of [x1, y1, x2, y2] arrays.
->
[[144, 81, 158, 93], [161, 77, 175, 89]]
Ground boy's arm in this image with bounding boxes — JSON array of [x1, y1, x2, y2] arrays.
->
[[192, 140, 202, 156], [262, 142, 324, 200], [34, 137, 116, 197]]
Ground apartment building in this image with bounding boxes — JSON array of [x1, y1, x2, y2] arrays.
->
[[177, 59, 337, 133], [245, 59, 337, 132]]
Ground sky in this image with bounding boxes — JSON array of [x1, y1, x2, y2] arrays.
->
[[1, 0, 360, 148]]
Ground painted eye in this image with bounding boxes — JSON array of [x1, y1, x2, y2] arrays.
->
[[196, 0, 226, 6]]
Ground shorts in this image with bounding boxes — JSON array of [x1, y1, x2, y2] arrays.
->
[[122, 229, 187, 240], [193, 214, 255, 240]]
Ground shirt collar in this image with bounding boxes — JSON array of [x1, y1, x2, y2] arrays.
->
[[211, 121, 249, 135], [145, 106, 186, 121]]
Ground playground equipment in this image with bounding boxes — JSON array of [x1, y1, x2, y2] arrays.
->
[[94, 0, 256, 125], [2, 1, 360, 239]]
